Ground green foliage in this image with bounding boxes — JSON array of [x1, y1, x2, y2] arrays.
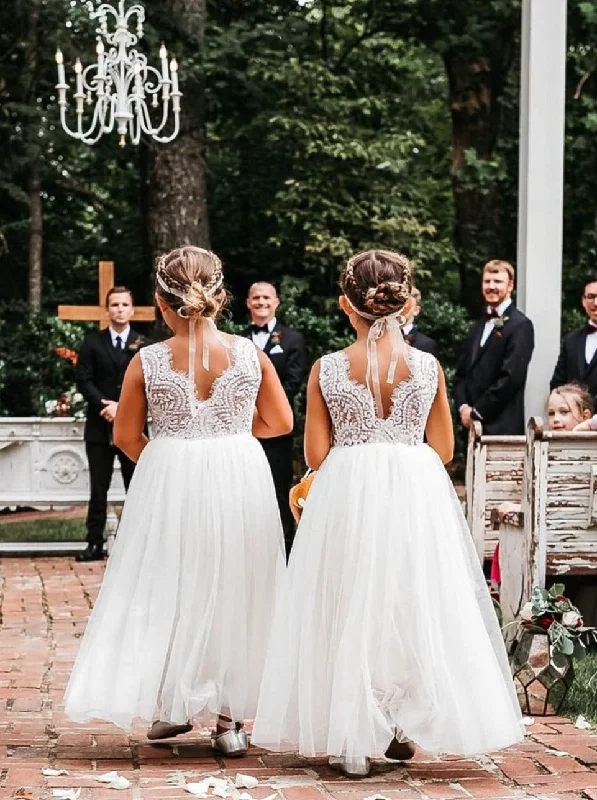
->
[[562, 650, 597, 726], [0, 303, 89, 416]]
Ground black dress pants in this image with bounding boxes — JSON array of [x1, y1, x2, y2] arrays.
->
[[259, 434, 296, 560], [85, 442, 135, 547]]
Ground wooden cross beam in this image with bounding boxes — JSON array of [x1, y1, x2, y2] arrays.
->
[[58, 261, 155, 330]]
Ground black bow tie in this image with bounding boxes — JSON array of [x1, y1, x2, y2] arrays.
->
[[484, 308, 500, 321], [251, 324, 270, 334], [587, 323, 597, 335]]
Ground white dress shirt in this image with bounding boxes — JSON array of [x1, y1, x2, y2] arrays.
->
[[251, 318, 277, 351], [586, 324, 597, 365], [109, 325, 130, 349], [480, 299, 512, 348]]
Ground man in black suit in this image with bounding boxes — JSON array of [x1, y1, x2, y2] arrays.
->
[[244, 282, 307, 557], [454, 260, 535, 435], [75, 286, 144, 561], [402, 288, 438, 356], [551, 275, 597, 405]]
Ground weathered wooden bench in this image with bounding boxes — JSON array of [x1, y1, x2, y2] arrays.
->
[[465, 421, 526, 563], [492, 418, 597, 623]]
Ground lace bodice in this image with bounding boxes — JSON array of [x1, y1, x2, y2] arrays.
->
[[319, 348, 438, 447], [140, 337, 261, 440]]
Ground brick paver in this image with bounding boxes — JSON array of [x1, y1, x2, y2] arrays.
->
[[2, 557, 597, 800]]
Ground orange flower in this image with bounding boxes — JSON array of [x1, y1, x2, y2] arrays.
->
[[55, 347, 78, 365]]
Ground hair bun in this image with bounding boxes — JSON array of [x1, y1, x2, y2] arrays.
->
[[180, 280, 219, 320], [363, 280, 409, 316]]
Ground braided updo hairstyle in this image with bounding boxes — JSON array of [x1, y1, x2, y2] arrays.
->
[[340, 250, 413, 318], [155, 246, 228, 320]]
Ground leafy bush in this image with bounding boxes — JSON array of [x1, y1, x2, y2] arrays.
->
[[0, 302, 90, 416]]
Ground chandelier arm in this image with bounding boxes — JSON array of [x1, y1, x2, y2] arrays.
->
[[58, 101, 83, 140], [82, 98, 111, 144], [150, 111, 180, 144], [102, 94, 117, 133], [124, 4, 145, 26]]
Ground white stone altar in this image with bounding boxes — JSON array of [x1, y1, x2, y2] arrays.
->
[[0, 417, 125, 508]]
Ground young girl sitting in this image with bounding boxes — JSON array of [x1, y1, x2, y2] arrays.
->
[[490, 382, 594, 587], [548, 383, 593, 430]]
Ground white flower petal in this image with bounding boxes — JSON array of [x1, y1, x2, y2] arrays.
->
[[207, 778, 229, 790], [185, 784, 208, 797], [42, 768, 69, 776], [52, 791, 81, 800], [96, 771, 120, 783], [522, 717, 535, 726], [235, 774, 259, 789], [109, 776, 131, 789], [575, 714, 591, 729]]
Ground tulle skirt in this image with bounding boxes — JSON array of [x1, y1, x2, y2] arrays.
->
[[65, 433, 285, 729], [252, 442, 524, 758]]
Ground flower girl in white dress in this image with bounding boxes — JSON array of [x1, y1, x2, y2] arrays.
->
[[252, 250, 524, 776], [65, 247, 291, 756]]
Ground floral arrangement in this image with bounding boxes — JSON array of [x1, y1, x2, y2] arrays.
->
[[44, 386, 86, 419], [518, 584, 597, 658]]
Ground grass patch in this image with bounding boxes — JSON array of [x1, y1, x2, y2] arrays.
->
[[0, 518, 86, 542], [561, 651, 597, 725]]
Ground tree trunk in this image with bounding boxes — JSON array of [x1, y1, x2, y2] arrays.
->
[[24, 0, 43, 309], [444, 30, 516, 313], [147, 0, 210, 256], [28, 167, 42, 310]]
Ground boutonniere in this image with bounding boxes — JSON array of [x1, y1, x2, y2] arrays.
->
[[269, 331, 282, 347], [492, 316, 509, 337], [127, 337, 144, 353]]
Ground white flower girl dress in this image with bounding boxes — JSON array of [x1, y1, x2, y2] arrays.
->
[[65, 333, 285, 730], [253, 342, 524, 760]]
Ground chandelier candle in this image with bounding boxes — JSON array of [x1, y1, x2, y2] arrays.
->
[[55, 0, 181, 146]]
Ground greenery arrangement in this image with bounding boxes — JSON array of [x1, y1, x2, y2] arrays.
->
[[517, 584, 597, 659]]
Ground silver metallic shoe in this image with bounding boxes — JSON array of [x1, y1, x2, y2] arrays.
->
[[147, 720, 193, 740], [211, 717, 248, 757], [328, 755, 371, 778]]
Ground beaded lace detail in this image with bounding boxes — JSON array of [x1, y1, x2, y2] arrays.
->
[[319, 348, 438, 447], [140, 337, 260, 440]]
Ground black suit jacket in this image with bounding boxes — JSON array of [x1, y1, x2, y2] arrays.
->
[[405, 326, 439, 357], [551, 327, 597, 404], [76, 328, 143, 444], [454, 305, 534, 435], [243, 321, 307, 414]]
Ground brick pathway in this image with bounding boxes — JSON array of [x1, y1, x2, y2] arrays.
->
[[2, 559, 597, 800]]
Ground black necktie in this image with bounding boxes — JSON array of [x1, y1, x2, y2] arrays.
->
[[114, 335, 123, 350], [251, 324, 270, 334]]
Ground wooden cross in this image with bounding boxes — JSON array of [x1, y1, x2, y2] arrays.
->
[[58, 261, 156, 329]]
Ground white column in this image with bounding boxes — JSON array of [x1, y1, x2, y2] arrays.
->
[[517, 0, 567, 419]]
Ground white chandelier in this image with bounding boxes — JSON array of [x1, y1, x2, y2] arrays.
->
[[55, 0, 181, 147]]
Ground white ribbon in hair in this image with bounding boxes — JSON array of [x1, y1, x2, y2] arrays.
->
[[155, 271, 229, 415], [345, 298, 409, 418]]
